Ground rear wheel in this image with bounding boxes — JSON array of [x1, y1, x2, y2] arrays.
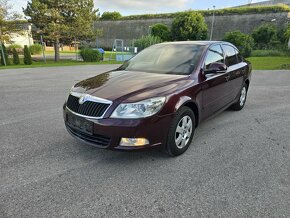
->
[[165, 107, 195, 156], [231, 83, 248, 111]]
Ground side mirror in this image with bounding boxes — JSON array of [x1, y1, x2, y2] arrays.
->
[[204, 62, 227, 75]]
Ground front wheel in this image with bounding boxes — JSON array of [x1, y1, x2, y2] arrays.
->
[[231, 83, 248, 111], [165, 107, 195, 156]]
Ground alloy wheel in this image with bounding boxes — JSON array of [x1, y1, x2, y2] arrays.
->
[[175, 115, 193, 149]]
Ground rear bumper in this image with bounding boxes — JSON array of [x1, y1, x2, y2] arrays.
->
[[63, 106, 174, 150]]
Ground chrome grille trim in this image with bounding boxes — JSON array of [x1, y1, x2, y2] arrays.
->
[[70, 92, 112, 104], [66, 92, 112, 119]]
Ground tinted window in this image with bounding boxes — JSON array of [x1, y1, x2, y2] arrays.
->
[[236, 49, 243, 63], [120, 44, 204, 75], [222, 45, 237, 66], [204, 45, 224, 70]]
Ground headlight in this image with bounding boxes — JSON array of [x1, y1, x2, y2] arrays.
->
[[70, 85, 75, 93], [111, 97, 166, 119]]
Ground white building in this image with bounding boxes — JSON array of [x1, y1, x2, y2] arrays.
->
[[5, 23, 34, 47]]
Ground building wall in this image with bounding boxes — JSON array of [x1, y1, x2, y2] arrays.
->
[[5, 23, 34, 47], [7, 32, 34, 47], [94, 12, 289, 49]]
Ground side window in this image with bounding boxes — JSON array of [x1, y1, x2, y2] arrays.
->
[[236, 49, 243, 63], [222, 45, 237, 67], [204, 45, 224, 70]]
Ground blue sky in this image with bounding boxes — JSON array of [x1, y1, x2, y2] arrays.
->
[[14, 0, 265, 16]]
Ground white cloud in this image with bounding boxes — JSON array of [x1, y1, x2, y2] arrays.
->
[[96, 0, 190, 14]]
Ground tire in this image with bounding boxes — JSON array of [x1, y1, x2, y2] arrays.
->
[[231, 83, 248, 111], [165, 106, 196, 156]]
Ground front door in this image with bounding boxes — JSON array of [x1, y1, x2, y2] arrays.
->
[[201, 44, 233, 119]]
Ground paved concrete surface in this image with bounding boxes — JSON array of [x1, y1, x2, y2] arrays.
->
[[0, 66, 289, 217]]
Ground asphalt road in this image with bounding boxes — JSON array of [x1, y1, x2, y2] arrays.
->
[[0, 66, 289, 217]]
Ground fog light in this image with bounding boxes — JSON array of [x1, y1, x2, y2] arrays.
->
[[120, 138, 149, 147]]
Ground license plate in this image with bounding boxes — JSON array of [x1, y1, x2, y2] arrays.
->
[[66, 114, 93, 135]]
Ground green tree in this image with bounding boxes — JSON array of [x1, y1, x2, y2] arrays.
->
[[223, 31, 254, 58], [24, 0, 98, 62], [23, 45, 32, 65], [282, 24, 290, 47], [100, 11, 122, 20], [0, 44, 9, 65], [151, 23, 171, 41], [171, 12, 207, 41], [12, 47, 20, 64], [252, 24, 278, 49]]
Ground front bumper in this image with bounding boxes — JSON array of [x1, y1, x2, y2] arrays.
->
[[63, 106, 173, 150]]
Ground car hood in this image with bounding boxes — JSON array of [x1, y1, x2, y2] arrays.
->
[[72, 70, 193, 102]]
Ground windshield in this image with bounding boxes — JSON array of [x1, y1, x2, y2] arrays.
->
[[119, 44, 204, 75]]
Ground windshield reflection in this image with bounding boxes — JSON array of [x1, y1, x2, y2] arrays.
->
[[120, 44, 204, 75]]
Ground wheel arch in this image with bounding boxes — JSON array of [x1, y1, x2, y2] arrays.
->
[[175, 97, 199, 128]]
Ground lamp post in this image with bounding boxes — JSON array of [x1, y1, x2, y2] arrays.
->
[[210, 5, 216, 41], [28, 24, 32, 47], [148, 26, 152, 35]]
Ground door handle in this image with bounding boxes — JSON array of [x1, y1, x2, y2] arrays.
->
[[225, 75, 230, 81]]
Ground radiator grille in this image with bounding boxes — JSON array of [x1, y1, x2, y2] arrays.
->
[[66, 94, 110, 117]]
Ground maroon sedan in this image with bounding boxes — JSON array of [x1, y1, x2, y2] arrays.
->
[[63, 41, 251, 156]]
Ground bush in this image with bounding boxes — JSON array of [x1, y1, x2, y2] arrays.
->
[[80, 48, 102, 62], [29, 44, 42, 55], [119, 5, 290, 20], [12, 48, 20, 65], [0, 44, 10, 65], [171, 12, 207, 41], [151, 23, 171, 41], [7, 44, 23, 55], [223, 31, 254, 58], [252, 24, 278, 49], [24, 45, 32, 65], [282, 24, 290, 48], [133, 35, 162, 51], [100, 11, 122, 20]]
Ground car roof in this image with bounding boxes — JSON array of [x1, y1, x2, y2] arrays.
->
[[160, 41, 230, 46], [158, 41, 239, 51]]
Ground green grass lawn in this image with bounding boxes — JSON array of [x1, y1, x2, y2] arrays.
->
[[0, 59, 122, 70], [44, 51, 78, 55], [44, 51, 127, 60], [1, 55, 289, 70], [247, 56, 290, 70]]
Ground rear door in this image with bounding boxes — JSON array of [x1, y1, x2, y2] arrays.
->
[[221, 44, 247, 101]]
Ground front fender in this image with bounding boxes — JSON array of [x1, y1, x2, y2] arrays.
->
[[174, 96, 192, 112]]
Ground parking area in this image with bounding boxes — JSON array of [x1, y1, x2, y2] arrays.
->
[[0, 66, 290, 217]]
